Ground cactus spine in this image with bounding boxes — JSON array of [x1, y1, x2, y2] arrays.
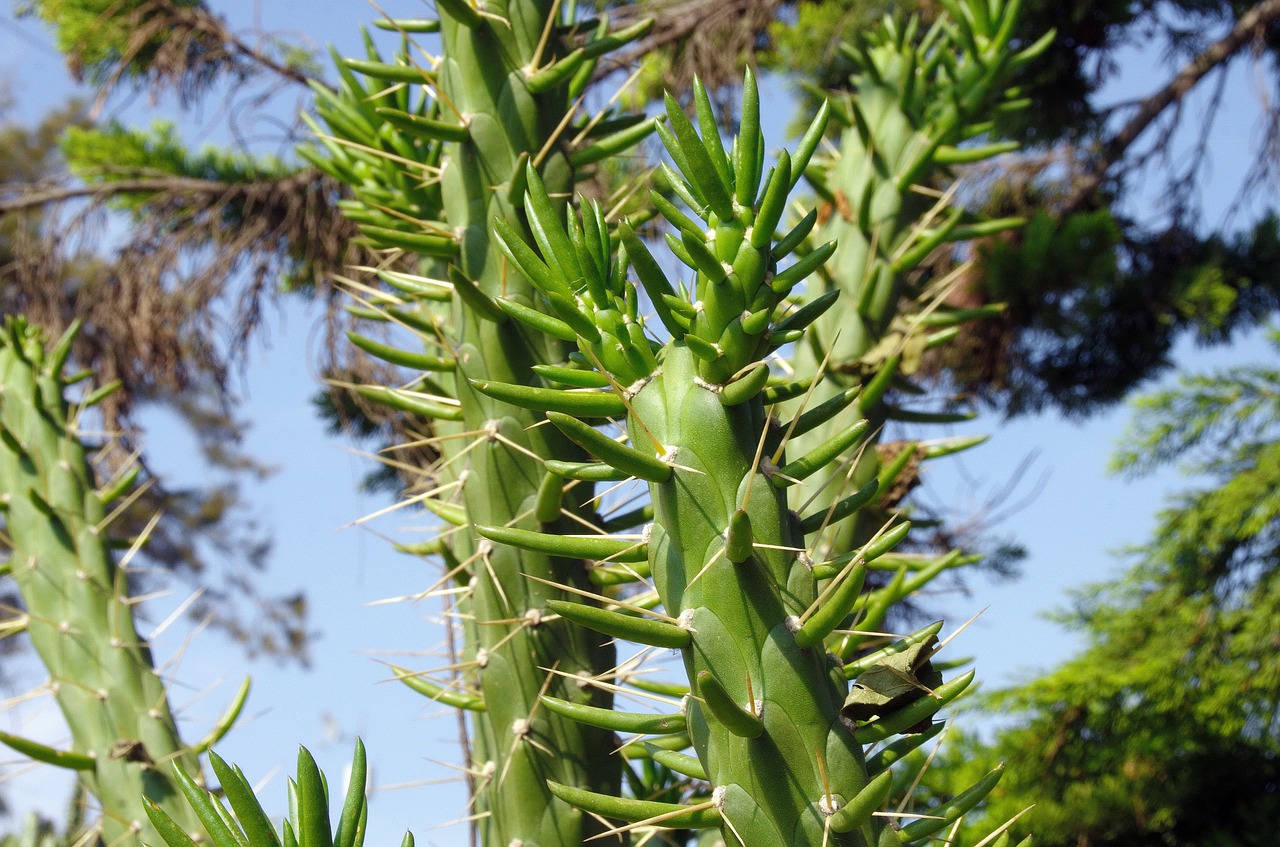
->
[[0, 318, 209, 847]]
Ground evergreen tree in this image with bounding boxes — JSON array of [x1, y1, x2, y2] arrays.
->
[[924, 336, 1280, 845]]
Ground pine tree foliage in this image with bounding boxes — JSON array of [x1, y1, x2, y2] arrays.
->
[[922, 334, 1280, 846]]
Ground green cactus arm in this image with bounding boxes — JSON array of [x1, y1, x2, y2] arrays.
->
[[0, 317, 206, 847], [476, 49, 1033, 840], [307, 5, 665, 844], [767, 0, 1052, 670]]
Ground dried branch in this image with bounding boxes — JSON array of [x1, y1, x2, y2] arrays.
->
[[62, 0, 323, 103], [1063, 0, 1280, 214], [2, 175, 232, 213]]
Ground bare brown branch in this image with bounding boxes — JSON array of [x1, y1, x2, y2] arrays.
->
[[1, 176, 231, 214], [1063, 0, 1280, 214], [65, 0, 322, 103], [603, 0, 781, 103]]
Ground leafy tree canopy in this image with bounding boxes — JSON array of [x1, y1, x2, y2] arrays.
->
[[922, 332, 1280, 845]]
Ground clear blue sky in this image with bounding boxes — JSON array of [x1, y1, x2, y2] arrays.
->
[[0, 4, 1274, 846]]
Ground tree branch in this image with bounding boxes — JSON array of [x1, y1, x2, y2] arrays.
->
[[1063, 0, 1280, 215], [1, 177, 234, 214]]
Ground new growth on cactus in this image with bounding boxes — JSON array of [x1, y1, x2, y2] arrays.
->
[[145, 741, 407, 847]]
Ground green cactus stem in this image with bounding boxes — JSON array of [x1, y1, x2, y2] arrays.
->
[[0, 317, 208, 847], [475, 62, 1015, 844], [774, 0, 1053, 663], [308, 5, 666, 844]]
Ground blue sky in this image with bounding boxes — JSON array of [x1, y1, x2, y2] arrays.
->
[[1, 3, 1275, 845]]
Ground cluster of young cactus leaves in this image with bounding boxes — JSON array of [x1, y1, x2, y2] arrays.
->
[[0, 0, 1055, 846]]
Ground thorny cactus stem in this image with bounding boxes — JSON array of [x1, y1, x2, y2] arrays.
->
[[472, 62, 1022, 845], [783, 0, 1055, 648], [0, 317, 216, 847], [406, 4, 656, 844], [306, 4, 662, 844]]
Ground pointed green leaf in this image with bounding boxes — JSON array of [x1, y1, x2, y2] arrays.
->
[[446, 265, 507, 324], [547, 599, 690, 649], [346, 333, 455, 372], [750, 153, 792, 250], [735, 67, 762, 206], [208, 752, 280, 847], [333, 741, 366, 847], [644, 744, 707, 780], [777, 419, 870, 485], [469, 380, 626, 418], [546, 782, 721, 829], [790, 100, 831, 190], [725, 509, 754, 564], [720, 362, 771, 407], [358, 225, 459, 257], [0, 730, 95, 771], [773, 290, 840, 335], [492, 218, 570, 299], [897, 764, 1005, 843], [770, 240, 836, 294], [697, 671, 763, 738], [799, 477, 880, 534], [827, 769, 893, 835], [540, 695, 687, 735], [493, 298, 579, 342], [477, 525, 647, 563], [851, 670, 975, 742], [544, 460, 629, 482], [532, 364, 611, 388], [355, 386, 463, 421], [547, 412, 672, 483], [795, 560, 866, 649], [145, 801, 201, 847], [662, 92, 734, 220], [391, 667, 486, 712], [294, 747, 333, 847]]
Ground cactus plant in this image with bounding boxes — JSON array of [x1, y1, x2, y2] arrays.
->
[[0, 317, 243, 847], [465, 68, 1019, 844], [1, 2, 1052, 845], [779, 0, 1055, 652], [301, 2, 1049, 844], [300, 4, 663, 845]]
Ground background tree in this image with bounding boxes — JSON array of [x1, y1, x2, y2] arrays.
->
[[0, 0, 391, 660], [750, 0, 1280, 417], [923, 337, 1280, 845]]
